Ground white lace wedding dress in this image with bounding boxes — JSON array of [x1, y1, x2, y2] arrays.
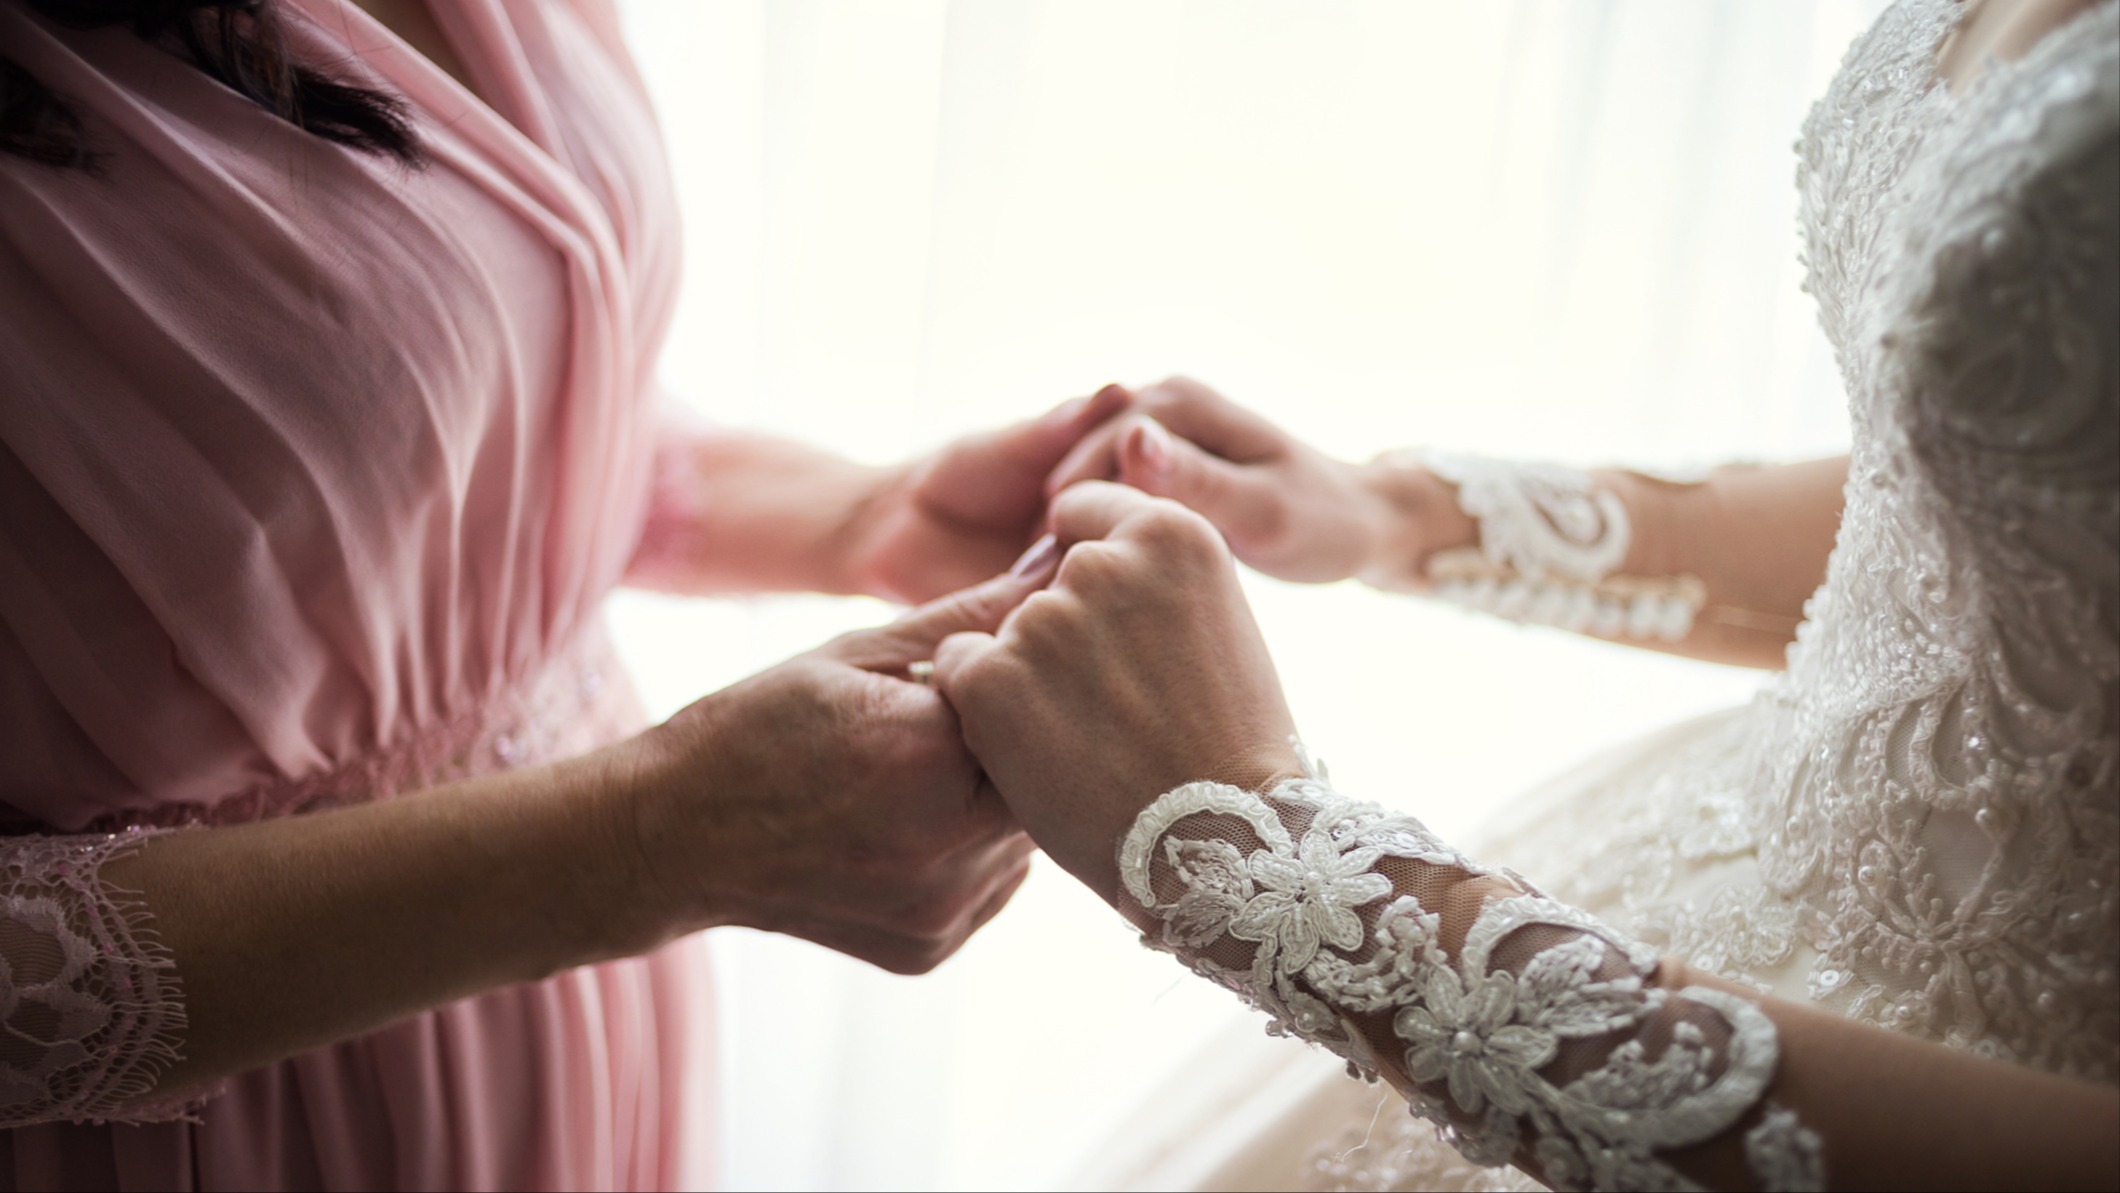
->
[[1091, 1, 2118, 1189]]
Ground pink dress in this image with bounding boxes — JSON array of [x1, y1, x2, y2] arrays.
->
[[0, 0, 716, 1186]]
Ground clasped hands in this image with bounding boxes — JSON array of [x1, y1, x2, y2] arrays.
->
[[613, 378, 1457, 973]]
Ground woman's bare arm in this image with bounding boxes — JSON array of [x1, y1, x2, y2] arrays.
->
[[0, 575, 1043, 1124], [109, 748, 649, 1093]]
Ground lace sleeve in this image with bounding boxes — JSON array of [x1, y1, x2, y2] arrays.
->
[[1115, 765, 1825, 1192], [0, 828, 188, 1126], [1361, 452, 1710, 644]]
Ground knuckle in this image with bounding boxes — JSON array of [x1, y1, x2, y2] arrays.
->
[[1136, 501, 1222, 557], [1007, 586, 1078, 640], [1056, 541, 1130, 591], [950, 649, 1013, 711], [814, 627, 873, 664], [941, 649, 993, 704]]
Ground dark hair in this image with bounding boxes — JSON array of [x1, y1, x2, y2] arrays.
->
[[1, 0, 422, 170]]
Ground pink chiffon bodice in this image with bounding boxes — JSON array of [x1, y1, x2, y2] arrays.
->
[[0, 0, 712, 1186]]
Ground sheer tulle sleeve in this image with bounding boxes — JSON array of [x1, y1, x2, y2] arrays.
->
[[1114, 764, 1824, 1192], [0, 830, 187, 1126]]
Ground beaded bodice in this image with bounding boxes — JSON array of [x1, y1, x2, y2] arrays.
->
[[1303, 8, 2116, 1185], [1759, 0, 2118, 1076], [1267, 6, 2119, 1189], [1508, 0, 2120, 1085]]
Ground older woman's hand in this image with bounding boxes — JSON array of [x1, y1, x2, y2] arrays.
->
[[847, 384, 1133, 602], [626, 567, 1048, 973], [1043, 376, 1473, 587], [931, 482, 1302, 904]]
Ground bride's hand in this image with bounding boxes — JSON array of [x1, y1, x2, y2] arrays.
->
[[932, 482, 1302, 903], [1044, 376, 1473, 585]]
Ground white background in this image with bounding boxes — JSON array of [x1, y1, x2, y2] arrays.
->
[[606, 2, 1884, 1188]]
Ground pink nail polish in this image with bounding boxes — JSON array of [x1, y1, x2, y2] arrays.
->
[[1009, 533, 1061, 579]]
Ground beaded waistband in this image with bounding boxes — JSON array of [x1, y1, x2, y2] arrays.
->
[[90, 627, 647, 830]]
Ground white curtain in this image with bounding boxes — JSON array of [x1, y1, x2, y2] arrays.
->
[[608, 2, 1887, 1188]]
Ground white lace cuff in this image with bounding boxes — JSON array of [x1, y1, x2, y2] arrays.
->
[[0, 829, 189, 1126], [1115, 771, 1824, 1192], [1370, 451, 1705, 643]]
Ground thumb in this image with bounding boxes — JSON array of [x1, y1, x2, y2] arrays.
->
[[829, 538, 1062, 672], [1119, 418, 1282, 546]]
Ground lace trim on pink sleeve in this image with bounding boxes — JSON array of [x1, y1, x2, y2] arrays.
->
[[0, 829, 188, 1126]]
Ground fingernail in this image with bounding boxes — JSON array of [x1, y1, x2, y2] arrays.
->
[[1009, 533, 1061, 579], [1130, 420, 1174, 478], [1091, 382, 1131, 412]]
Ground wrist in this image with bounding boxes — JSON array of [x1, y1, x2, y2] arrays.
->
[[809, 459, 903, 598], [672, 434, 894, 596], [1594, 469, 1693, 580], [833, 459, 921, 600], [1092, 739, 1310, 909], [1353, 456, 1477, 589], [575, 725, 731, 958]]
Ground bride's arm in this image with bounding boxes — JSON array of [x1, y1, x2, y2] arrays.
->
[[1660, 961, 2113, 1191], [935, 483, 2118, 1192], [1491, 455, 1847, 667], [1043, 376, 1842, 668]]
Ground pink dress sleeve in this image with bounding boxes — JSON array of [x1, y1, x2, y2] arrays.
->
[[621, 409, 725, 593]]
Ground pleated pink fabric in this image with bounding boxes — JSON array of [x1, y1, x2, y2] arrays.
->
[[0, 0, 714, 1186]]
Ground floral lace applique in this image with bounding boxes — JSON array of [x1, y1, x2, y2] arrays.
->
[[1120, 778, 1824, 1192]]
